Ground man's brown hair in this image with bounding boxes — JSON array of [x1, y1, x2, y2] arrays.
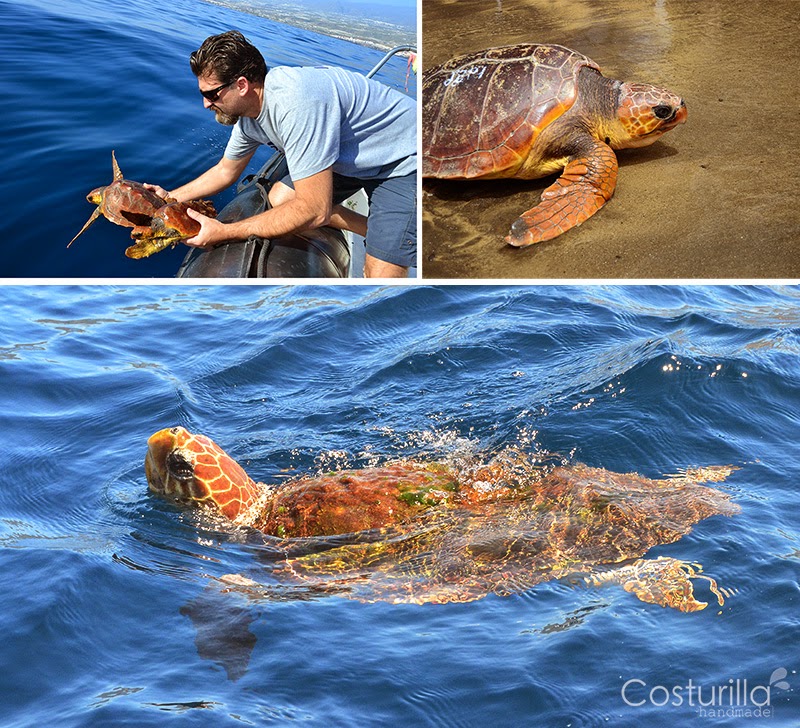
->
[[190, 30, 268, 83]]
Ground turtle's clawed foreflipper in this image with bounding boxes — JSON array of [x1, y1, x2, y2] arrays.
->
[[67, 207, 101, 248], [506, 142, 618, 247], [588, 556, 729, 612]]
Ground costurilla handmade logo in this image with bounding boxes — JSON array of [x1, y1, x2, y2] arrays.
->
[[621, 668, 792, 719]]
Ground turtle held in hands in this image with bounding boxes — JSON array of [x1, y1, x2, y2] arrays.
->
[[68, 151, 165, 247], [69, 151, 216, 258], [145, 426, 738, 610], [422, 44, 687, 246]]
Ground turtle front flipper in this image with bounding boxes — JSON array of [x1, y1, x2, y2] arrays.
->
[[111, 149, 124, 181], [67, 207, 102, 248], [179, 582, 258, 681], [67, 206, 102, 247], [506, 141, 618, 247], [589, 556, 729, 612]]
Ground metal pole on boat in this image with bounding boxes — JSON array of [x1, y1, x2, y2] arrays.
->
[[366, 45, 416, 78]]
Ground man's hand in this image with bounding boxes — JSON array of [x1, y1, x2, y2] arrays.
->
[[143, 183, 171, 200], [183, 208, 228, 248]]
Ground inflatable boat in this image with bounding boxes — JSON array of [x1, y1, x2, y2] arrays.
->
[[177, 45, 416, 279]]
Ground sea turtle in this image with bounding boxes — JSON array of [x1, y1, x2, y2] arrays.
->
[[68, 151, 165, 247], [422, 44, 687, 247], [145, 426, 739, 611], [127, 199, 217, 259]]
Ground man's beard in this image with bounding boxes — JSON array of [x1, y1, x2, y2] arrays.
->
[[213, 108, 239, 126]]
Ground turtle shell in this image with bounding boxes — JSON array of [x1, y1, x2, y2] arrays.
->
[[422, 44, 600, 179], [99, 180, 165, 227], [274, 463, 739, 605], [151, 199, 217, 238]]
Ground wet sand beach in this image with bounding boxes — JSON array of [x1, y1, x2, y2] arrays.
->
[[422, 0, 800, 279]]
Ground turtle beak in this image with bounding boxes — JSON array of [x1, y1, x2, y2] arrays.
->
[[145, 429, 174, 494], [673, 100, 688, 125], [640, 100, 686, 141], [662, 100, 687, 130], [145, 447, 163, 494], [86, 187, 104, 204], [145, 427, 186, 495]]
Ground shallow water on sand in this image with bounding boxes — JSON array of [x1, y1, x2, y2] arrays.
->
[[422, 0, 800, 279], [1, 285, 799, 725]]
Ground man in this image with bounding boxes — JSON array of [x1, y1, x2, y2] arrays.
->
[[148, 30, 417, 277]]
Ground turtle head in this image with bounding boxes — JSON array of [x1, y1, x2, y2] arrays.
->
[[86, 186, 106, 205], [145, 426, 261, 522], [609, 82, 687, 149]]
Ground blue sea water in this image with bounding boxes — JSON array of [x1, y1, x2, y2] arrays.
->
[[1, 284, 799, 726], [0, 0, 416, 278]]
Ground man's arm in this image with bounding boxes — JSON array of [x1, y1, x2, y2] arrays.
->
[[147, 153, 254, 202], [184, 167, 334, 248]]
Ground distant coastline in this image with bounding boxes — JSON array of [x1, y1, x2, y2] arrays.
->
[[200, 0, 415, 51]]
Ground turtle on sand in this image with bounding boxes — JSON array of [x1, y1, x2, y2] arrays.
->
[[145, 426, 738, 611], [422, 44, 687, 247]]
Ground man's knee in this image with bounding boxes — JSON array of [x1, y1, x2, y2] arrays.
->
[[364, 254, 408, 278], [268, 181, 295, 208]]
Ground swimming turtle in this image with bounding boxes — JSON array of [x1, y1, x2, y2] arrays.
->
[[127, 199, 217, 259], [422, 44, 687, 246], [68, 151, 165, 247], [145, 426, 738, 611]]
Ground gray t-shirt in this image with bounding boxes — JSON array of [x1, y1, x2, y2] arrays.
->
[[224, 65, 416, 181]]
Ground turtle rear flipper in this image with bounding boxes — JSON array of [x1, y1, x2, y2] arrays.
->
[[506, 141, 617, 247], [589, 556, 729, 612], [125, 236, 181, 259]]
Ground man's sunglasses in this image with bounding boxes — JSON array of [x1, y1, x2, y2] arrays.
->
[[200, 78, 237, 102]]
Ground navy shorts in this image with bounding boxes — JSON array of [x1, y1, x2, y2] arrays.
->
[[279, 162, 417, 268]]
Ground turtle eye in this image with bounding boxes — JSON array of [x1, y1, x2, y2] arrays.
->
[[166, 450, 194, 481], [653, 105, 674, 120]]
